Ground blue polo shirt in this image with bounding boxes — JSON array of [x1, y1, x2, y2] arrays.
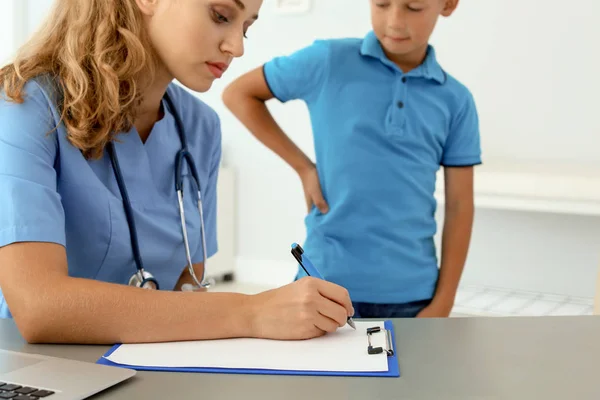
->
[[263, 31, 481, 304]]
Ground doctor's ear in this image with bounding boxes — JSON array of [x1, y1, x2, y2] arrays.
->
[[134, 0, 161, 16]]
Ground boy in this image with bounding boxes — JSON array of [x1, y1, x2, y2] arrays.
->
[[222, 0, 480, 318]]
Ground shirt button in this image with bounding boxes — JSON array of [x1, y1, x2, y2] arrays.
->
[[402, 77, 407, 83], [397, 101, 404, 108]]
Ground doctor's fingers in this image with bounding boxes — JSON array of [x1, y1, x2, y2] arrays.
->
[[314, 295, 350, 328], [314, 280, 354, 317], [313, 312, 341, 334]]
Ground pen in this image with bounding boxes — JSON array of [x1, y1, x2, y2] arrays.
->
[[291, 243, 356, 330]]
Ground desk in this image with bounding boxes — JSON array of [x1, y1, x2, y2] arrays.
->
[[1, 317, 599, 399]]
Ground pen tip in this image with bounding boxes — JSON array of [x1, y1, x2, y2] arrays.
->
[[291, 243, 298, 248], [347, 318, 356, 330]]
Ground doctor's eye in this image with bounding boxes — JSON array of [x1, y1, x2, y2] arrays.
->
[[211, 9, 230, 23]]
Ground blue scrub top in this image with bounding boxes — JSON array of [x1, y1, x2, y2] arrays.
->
[[263, 32, 482, 304], [0, 78, 221, 318]]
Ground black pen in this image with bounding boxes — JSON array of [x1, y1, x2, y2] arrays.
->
[[291, 243, 356, 329]]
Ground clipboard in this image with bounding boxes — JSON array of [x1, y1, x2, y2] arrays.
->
[[96, 320, 400, 378]]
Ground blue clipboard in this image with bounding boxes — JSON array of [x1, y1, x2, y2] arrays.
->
[[96, 320, 400, 378]]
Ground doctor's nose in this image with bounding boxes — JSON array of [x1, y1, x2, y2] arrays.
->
[[220, 32, 245, 58]]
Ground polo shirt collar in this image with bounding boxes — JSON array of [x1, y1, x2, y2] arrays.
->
[[360, 31, 446, 84]]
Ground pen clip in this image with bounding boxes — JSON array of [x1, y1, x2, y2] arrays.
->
[[291, 244, 310, 277]]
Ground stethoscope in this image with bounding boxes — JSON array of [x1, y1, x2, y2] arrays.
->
[[105, 91, 212, 291]]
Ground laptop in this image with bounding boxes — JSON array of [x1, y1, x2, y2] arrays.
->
[[0, 349, 136, 399]]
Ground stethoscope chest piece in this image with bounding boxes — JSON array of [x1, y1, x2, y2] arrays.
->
[[129, 270, 160, 290]]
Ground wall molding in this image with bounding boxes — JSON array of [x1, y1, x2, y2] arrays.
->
[[436, 159, 600, 216]]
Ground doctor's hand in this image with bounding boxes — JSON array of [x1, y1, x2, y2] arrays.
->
[[247, 277, 353, 340], [299, 164, 329, 214]]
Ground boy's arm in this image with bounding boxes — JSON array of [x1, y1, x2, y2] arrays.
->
[[417, 88, 481, 318], [417, 166, 475, 317], [222, 66, 328, 213], [222, 67, 314, 176]]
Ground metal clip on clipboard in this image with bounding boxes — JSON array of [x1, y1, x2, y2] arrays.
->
[[366, 326, 395, 356]]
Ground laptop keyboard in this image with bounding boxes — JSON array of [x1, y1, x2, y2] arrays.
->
[[0, 382, 54, 399]]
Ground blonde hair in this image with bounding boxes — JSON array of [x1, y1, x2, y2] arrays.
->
[[0, 0, 155, 159]]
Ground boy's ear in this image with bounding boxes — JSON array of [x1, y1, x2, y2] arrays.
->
[[440, 0, 459, 17]]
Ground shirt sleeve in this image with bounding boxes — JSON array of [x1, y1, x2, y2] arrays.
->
[[263, 39, 330, 103], [0, 81, 66, 248], [441, 90, 482, 167], [191, 114, 221, 264]]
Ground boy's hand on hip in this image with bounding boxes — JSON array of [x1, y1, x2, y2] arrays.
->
[[299, 164, 329, 214]]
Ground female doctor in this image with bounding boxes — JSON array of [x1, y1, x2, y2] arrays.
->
[[0, 0, 353, 344]]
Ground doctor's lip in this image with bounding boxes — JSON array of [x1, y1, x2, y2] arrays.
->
[[206, 62, 229, 78]]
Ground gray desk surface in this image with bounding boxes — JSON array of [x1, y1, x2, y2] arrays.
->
[[1, 316, 599, 399]]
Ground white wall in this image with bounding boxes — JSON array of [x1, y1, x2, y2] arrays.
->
[[0, 0, 19, 66], [18, 0, 600, 297]]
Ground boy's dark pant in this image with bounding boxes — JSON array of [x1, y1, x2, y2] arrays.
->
[[294, 272, 431, 318], [352, 299, 432, 318]]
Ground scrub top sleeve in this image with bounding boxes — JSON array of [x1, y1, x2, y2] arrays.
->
[[262, 39, 331, 103], [0, 82, 66, 248], [441, 90, 483, 167], [192, 114, 221, 263]]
